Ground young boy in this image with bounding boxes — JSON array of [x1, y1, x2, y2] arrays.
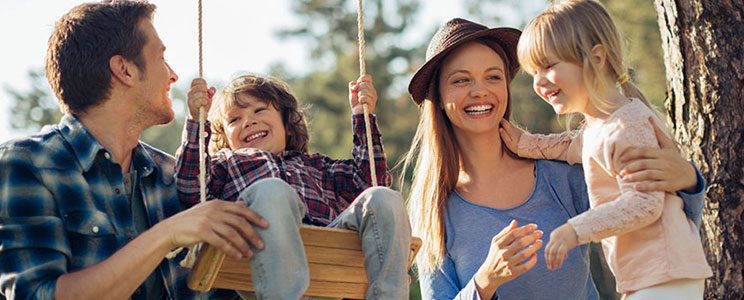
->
[[175, 74, 411, 300]]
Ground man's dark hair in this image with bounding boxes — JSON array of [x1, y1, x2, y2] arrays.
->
[[45, 0, 156, 114]]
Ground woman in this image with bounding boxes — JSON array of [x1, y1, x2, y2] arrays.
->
[[402, 18, 706, 299]]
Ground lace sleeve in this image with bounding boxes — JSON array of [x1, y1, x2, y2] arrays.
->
[[568, 108, 666, 244], [517, 129, 583, 165]]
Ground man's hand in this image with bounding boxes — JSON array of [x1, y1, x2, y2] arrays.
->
[[159, 200, 268, 259]]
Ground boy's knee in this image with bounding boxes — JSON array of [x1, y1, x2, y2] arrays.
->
[[245, 178, 293, 195], [239, 178, 304, 220], [241, 178, 293, 205], [360, 187, 406, 216]]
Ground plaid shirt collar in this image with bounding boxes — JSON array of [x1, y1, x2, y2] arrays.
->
[[58, 114, 166, 182]]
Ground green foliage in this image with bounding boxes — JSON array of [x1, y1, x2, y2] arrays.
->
[[4, 70, 188, 156], [4, 70, 61, 132], [604, 0, 667, 108], [3, 1, 668, 299], [277, 0, 424, 192]]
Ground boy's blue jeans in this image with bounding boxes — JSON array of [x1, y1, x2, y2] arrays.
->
[[235, 178, 412, 300]]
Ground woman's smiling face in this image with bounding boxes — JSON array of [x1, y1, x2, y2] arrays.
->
[[438, 42, 509, 137]]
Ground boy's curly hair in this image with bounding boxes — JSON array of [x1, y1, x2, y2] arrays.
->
[[208, 74, 309, 153]]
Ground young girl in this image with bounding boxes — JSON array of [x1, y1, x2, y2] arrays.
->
[[499, 0, 712, 298], [175, 74, 411, 300]]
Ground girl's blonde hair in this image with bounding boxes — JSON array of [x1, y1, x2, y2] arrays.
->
[[518, 0, 653, 116], [208, 74, 309, 154], [401, 39, 514, 273]]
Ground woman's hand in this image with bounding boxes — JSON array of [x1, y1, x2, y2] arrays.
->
[[474, 220, 543, 299], [187, 78, 216, 120], [617, 117, 697, 193], [499, 119, 526, 155], [544, 223, 578, 270]]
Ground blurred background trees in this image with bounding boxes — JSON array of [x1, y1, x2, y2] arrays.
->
[[3, 1, 670, 299]]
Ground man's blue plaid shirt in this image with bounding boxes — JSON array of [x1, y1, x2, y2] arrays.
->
[[0, 114, 221, 299]]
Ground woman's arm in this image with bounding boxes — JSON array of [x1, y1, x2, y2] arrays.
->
[[418, 221, 543, 300]]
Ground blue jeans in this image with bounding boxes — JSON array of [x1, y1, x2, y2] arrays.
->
[[328, 186, 412, 300], [235, 178, 411, 300], [235, 178, 309, 300]]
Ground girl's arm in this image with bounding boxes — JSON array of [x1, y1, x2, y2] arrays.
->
[[500, 119, 583, 165], [615, 117, 706, 227], [568, 117, 666, 244]]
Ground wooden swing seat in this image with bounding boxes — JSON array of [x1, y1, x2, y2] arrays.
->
[[187, 225, 422, 299]]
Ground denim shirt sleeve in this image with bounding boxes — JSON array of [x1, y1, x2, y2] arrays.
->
[[677, 163, 706, 228], [418, 255, 496, 300]]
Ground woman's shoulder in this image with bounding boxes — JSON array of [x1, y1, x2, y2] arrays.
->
[[535, 159, 587, 193], [536, 159, 584, 177]]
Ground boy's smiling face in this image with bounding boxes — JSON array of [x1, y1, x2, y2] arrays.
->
[[224, 93, 287, 154]]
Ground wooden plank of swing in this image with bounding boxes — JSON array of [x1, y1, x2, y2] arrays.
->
[[188, 225, 422, 299], [188, 226, 368, 297]]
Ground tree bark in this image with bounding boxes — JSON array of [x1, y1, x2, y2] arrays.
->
[[655, 0, 744, 298]]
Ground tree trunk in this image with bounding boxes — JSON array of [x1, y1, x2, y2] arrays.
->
[[655, 0, 744, 298]]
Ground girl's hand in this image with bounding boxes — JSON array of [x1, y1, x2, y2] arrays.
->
[[187, 78, 216, 120], [616, 117, 697, 193], [499, 119, 526, 154], [545, 223, 578, 270], [474, 220, 543, 300], [349, 75, 377, 115]]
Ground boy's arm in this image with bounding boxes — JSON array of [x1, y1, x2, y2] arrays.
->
[[175, 119, 225, 206], [351, 114, 392, 187], [314, 115, 391, 212], [568, 118, 664, 244]]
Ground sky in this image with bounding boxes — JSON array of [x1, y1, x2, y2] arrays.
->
[[0, 0, 540, 143]]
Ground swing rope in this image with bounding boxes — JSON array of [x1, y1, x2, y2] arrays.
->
[[165, 0, 207, 267], [180, 0, 209, 268], [197, 0, 206, 209], [357, 0, 377, 186]]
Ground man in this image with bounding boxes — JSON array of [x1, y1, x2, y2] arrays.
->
[[0, 1, 265, 299]]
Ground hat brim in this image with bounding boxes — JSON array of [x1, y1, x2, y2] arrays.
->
[[408, 27, 521, 105]]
